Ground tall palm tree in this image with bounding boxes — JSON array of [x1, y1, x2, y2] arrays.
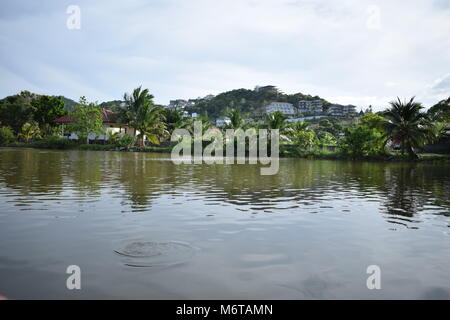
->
[[123, 86, 168, 147], [227, 108, 243, 130], [265, 111, 288, 131], [382, 97, 432, 158], [137, 104, 168, 146]]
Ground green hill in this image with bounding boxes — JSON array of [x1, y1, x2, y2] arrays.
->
[[185, 87, 330, 119]]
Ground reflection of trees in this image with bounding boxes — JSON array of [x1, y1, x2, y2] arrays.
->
[[64, 150, 103, 197], [116, 152, 175, 209], [0, 148, 64, 196], [381, 164, 450, 218], [1, 149, 448, 221]]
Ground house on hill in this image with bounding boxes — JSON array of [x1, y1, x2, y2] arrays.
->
[[265, 102, 295, 117]]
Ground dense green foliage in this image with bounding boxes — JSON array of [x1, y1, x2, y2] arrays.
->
[[0, 91, 68, 136], [31, 95, 66, 134], [0, 91, 35, 134], [313, 119, 343, 138], [265, 111, 288, 130], [427, 97, 450, 122], [117, 134, 136, 148], [68, 97, 104, 144], [1, 88, 447, 159], [185, 88, 329, 119], [227, 109, 244, 129], [25, 136, 77, 149], [18, 123, 41, 143], [338, 125, 385, 157], [0, 126, 15, 146]]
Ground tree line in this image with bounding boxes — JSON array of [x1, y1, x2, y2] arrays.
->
[[0, 87, 448, 159]]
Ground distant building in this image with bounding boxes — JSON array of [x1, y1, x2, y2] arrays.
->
[[54, 109, 136, 142], [216, 117, 231, 127], [203, 94, 215, 100], [255, 85, 279, 94], [265, 102, 295, 117], [298, 100, 323, 114], [168, 99, 188, 110], [327, 104, 357, 117]]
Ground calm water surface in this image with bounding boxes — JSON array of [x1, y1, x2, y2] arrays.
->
[[0, 148, 449, 299]]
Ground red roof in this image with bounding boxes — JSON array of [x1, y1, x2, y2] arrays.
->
[[54, 108, 116, 124]]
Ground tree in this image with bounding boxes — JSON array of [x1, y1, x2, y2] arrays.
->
[[382, 97, 434, 158], [123, 86, 168, 147], [18, 122, 41, 143], [163, 108, 185, 134], [0, 91, 35, 134], [359, 112, 385, 133], [31, 95, 66, 135], [338, 125, 385, 157], [265, 111, 288, 130], [295, 129, 317, 151], [226, 108, 243, 129], [318, 131, 337, 147], [0, 126, 15, 146], [316, 118, 342, 138], [68, 97, 104, 144], [427, 97, 450, 122], [288, 121, 310, 132], [107, 131, 121, 144]]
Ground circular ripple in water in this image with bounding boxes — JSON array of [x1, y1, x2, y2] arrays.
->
[[114, 241, 197, 267]]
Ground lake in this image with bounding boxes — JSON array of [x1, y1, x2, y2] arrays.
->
[[0, 148, 449, 299]]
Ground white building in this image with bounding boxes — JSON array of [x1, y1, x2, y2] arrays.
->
[[216, 117, 231, 127], [298, 100, 323, 114], [55, 109, 137, 142], [265, 102, 295, 117], [327, 104, 357, 117]]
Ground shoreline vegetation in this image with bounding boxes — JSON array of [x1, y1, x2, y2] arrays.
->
[[0, 87, 449, 162], [2, 140, 449, 163]]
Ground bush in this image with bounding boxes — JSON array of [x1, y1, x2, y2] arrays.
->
[[338, 126, 386, 158], [117, 134, 136, 148], [78, 144, 117, 151], [0, 126, 15, 146], [29, 136, 77, 149]]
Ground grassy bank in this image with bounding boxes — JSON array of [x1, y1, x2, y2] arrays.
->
[[3, 137, 449, 162], [4, 136, 174, 153]]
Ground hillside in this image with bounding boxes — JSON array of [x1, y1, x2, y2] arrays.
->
[[60, 96, 78, 111], [184, 87, 330, 119]]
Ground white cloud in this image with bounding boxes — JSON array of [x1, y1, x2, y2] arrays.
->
[[430, 73, 450, 94], [0, 0, 449, 110]]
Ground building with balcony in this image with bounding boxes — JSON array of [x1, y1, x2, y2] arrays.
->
[[298, 100, 323, 114], [265, 102, 295, 117], [327, 104, 357, 117]]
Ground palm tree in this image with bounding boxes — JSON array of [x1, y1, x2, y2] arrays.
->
[[265, 111, 288, 131], [164, 109, 184, 134], [382, 97, 433, 158], [137, 104, 169, 146], [123, 86, 168, 148], [227, 109, 243, 130], [107, 131, 121, 144], [286, 121, 317, 150], [288, 121, 309, 133], [19, 122, 41, 143]]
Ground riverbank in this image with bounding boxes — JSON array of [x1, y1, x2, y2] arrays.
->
[[3, 142, 450, 163]]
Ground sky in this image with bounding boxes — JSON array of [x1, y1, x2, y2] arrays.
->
[[0, 0, 449, 111]]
